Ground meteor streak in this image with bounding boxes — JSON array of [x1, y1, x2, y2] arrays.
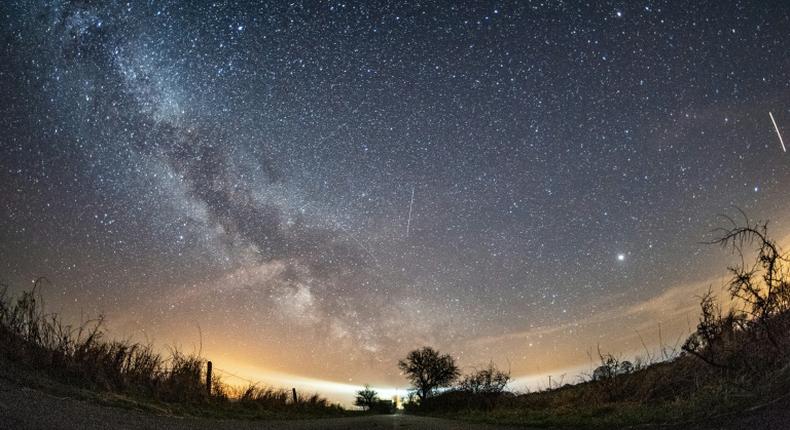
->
[[769, 112, 786, 152]]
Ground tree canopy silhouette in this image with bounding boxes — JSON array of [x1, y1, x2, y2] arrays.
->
[[398, 346, 460, 401]]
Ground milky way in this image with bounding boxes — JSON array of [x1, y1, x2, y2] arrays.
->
[[1, 1, 789, 394]]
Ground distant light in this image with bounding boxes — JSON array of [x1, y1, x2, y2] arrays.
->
[[617, 254, 626, 261], [615, 10, 623, 18]]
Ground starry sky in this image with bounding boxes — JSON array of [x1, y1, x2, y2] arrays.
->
[[1, 1, 789, 400]]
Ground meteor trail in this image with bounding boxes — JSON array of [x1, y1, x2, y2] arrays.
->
[[406, 186, 415, 237], [769, 112, 786, 152]]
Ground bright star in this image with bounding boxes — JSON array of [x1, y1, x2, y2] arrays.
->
[[617, 254, 626, 261]]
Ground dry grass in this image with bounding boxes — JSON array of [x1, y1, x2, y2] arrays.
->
[[0, 279, 344, 418], [234, 384, 333, 413]]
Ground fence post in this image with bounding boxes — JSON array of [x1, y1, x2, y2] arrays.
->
[[206, 361, 213, 397], [292, 387, 298, 404]]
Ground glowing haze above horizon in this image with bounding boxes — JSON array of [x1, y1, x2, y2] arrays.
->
[[1, 1, 789, 404]]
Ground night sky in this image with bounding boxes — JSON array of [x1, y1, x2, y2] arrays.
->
[[1, 1, 789, 399]]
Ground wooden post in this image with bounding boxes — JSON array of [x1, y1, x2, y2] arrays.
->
[[292, 387, 298, 404], [206, 361, 213, 396]]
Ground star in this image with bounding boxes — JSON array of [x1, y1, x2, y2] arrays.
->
[[1, 0, 788, 405]]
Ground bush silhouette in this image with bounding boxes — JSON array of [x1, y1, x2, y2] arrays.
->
[[353, 384, 379, 410], [458, 362, 510, 394]]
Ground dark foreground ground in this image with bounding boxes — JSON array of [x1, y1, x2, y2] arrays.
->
[[0, 377, 522, 430], [0, 376, 787, 430]]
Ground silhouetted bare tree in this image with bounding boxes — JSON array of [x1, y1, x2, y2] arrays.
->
[[683, 212, 790, 368], [710, 214, 790, 320], [398, 346, 460, 401]]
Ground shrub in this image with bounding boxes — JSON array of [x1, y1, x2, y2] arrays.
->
[[458, 362, 511, 394]]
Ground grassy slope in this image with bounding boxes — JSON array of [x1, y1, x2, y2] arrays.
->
[[0, 354, 357, 420], [414, 320, 790, 428], [412, 221, 790, 428], [0, 282, 352, 421]]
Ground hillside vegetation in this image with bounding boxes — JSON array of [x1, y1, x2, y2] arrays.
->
[[0, 279, 345, 419], [405, 217, 790, 428]]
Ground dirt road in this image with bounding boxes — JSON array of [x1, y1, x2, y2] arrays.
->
[[2, 377, 787, 429], [0, 378, 521, 430]]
